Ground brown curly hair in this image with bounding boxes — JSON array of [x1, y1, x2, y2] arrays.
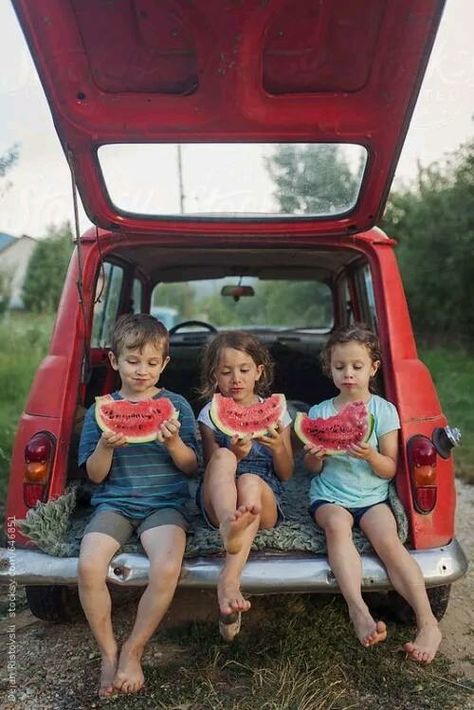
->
[[199, 331, 274, 401], [320, 324, 382, 391]]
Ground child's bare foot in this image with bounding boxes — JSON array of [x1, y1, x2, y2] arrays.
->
[[113, 642, 145, 694], [217, 574, 251, 616], [219, 611, 242, 642], [350, 607, 387, 647], [219, 505, 259, 554], [404, 623, 441, 663], [98, 653, 118, 697]]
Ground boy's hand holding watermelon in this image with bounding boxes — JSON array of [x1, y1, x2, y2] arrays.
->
[[156, 417, 181, 445], [99, 430, 128, 450]]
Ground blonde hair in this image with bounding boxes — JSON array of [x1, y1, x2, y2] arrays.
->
[[199, 331, 274, 400], [111, 313, 169, 357]]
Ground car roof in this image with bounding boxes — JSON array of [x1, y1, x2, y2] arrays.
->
[[13, 0, 445, 238]]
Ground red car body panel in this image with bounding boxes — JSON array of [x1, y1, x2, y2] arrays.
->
[[5, 0, 463, 601], [5, 229, 455, 550], [12, 0, 445, 234]]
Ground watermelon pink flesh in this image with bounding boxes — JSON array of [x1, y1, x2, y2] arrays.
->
[[95, 395, 177, 443], [209, 393, 286, 438], [294, 400, 374, 454]]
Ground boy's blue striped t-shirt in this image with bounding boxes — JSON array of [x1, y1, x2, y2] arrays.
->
[[78, 389, 199, 520]]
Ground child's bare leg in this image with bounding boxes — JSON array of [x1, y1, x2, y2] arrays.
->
[[113, 524, 186, 694], [202, 449, 259, 554], [114, 528, 183, 694], [78, 532, 121, 696], [218, 475, 277, 617], [316, 505, 387, 647], [360, 505, 441, 663]]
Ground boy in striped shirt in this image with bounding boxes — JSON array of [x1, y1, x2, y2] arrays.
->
[[78, 314, 199, 697]]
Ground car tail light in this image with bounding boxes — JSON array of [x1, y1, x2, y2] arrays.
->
[[23, 432, 56, 507], [407, 435, 437, 514]]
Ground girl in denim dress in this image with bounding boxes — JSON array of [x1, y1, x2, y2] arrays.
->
[[197, 331, 293, 640]]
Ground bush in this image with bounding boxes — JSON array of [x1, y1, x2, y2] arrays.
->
[[0, 313, 54, 499], [22, 222, 74, 313]]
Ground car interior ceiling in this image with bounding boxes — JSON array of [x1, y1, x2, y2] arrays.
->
[[84, 244, 372, 413], [115, 245, 362, 282]]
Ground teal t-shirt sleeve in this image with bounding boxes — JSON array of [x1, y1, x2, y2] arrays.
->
[[374, 397, 400, 438], [308, 401, 325, 419]]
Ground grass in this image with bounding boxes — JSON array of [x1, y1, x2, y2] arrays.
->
[[0, 312, 54, 499], [420, 346, 474, 483], [74, 596, 472, 709]]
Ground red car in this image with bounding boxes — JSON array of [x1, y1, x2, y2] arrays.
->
[[1, 0, 467, 622]]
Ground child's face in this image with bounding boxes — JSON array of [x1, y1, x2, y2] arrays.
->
[[330, 341, 379, 398], [215, 347, 263, 406], [109, 340, 170, 399]]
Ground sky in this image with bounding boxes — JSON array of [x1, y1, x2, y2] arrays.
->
[[1, 0, 473, 238]]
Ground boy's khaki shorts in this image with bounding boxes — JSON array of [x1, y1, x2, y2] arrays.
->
[[84, 508, 188, 545]]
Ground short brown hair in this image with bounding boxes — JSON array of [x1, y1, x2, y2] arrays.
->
[[321, 324, 382, 389], [199, 331, 274, 401], [111, 313, 169, 358]]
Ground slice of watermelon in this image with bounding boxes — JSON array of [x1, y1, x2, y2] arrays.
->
[[294, 400, 375, 455], [95, 395, 178, 443], [209, 393, 286, 439]]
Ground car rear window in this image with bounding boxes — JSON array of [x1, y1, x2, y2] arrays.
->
[[98, 143, 367, 219]]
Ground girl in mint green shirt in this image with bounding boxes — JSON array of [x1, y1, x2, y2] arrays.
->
[[304, 325, 441, 663]]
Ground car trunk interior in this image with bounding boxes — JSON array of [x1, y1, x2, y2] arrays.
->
[[37, 241, 408, 561], [81, 245, 380, 415]]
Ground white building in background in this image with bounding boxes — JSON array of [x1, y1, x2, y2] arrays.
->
[[0, 232, 37, 308]]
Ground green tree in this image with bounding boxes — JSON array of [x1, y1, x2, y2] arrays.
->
[[22, 223, 74, 312], [0, 144, 19, 177], [152, 282, 195, 319], [0, 268, 13, 315], [0, 144, 19, 197], [258, 144, 360, 325], [265, 143, 361, 215], [382, 136, 474, 343], [199, 280, 332, 328]]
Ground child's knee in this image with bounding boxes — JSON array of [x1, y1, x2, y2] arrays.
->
[[149, 558, 182, 588], [211, 448, 237, 468], [373, 532, 404, 558], [236, 474, 263, 502], [78, 556, 107, 585], [322, 515, 352, 538]]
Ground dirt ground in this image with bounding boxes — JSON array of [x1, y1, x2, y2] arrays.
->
[[0, 480, 472, 709], [438, 480, 474, 681]]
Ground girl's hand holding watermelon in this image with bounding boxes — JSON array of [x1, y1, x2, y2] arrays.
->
[[254, 421, 285, 453], [229, 434, 252, 461], [348, 441, 375, 462], [303, 443, 328, 474], [304, 443, 327, 458]]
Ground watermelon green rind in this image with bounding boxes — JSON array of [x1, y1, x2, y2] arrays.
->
[[95, 395, 178, 444], [294, 401, 375, 455], [209, 393, 286, 439], [366, 413, 375, 441]]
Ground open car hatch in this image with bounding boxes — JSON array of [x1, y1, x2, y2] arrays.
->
[[13, 0, 445, 236]]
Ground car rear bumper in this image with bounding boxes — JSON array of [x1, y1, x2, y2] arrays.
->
[[0, 539, 468, 592]]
